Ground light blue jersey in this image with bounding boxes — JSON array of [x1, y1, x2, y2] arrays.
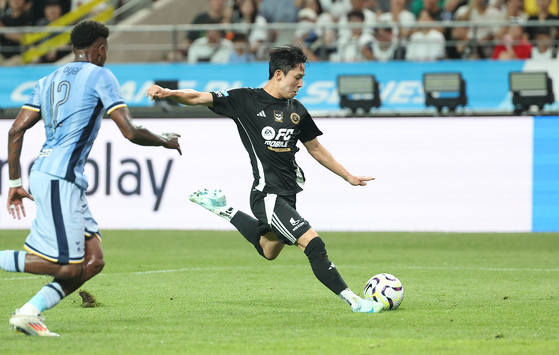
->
[[23, 62, 127, 190]]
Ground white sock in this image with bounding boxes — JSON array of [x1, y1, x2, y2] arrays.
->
[[214, 206, 238, 222], [19, 303, 40, 316], [338, 288, 361, 309]]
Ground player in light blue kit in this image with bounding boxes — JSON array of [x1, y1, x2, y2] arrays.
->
[[3, 21, 181, 337]]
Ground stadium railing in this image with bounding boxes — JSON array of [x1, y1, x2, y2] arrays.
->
[[1, 19, 559, 64]]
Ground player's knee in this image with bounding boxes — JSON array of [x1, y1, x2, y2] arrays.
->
[[90, 256, 105, 275], [57, 263, 83, 279]]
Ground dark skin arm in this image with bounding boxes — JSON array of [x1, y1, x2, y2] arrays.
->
[[109, 106, 182, 154], [7, 106, 182, 219], [7, 108, 41, 219]]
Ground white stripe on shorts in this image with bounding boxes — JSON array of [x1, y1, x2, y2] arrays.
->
[[272, 213, 297, 243]]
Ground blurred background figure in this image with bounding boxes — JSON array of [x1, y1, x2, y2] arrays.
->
[[371, 25, 407, 60], [228, 0, 268, 59], [331, 9, 374, 61], [378, 0, 416, 39], [524, 0, 558, 18], [0, 0, 34, 61], [455, 0, 502, 57], [530, 26, 558, 58], [35, 0, 72, 63], [491, 19, 532, 59], [187, 27, 234, 63], [259, 0, 299, 23], [446, 24, 482, 58], [337, 0, 377, 43], [405, 9, 446, 60], [525, 0, 559, 40], [169, 0, 228, 61], [228, 31, 256, 62]]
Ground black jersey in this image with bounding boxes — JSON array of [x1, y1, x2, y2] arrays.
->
[[210, 87, 323, 195]]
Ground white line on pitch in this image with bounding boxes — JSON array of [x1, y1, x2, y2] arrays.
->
[[1, 264, 557, 281]]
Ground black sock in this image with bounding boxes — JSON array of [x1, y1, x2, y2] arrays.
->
[[230, 211, 268, 259], [304, 237, 348, 295]]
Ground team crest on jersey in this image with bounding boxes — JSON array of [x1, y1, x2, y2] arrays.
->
[[290, 112, 300, 124], [273, 110, 283, 122]]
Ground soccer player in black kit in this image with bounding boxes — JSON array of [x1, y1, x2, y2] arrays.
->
[[146, 45, 383, 313]]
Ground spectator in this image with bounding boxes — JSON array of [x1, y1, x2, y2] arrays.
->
[[495, 0, 527, 22], [187, 27, 234, 64], [259, 0, 299, 23], [318, 0, 353, 19], [304, 0, 338, 49], [294, 7, 322, 60], [491, 20, 533, 58], [524, 0, 558, 17], [337, 0, 377, 42], [371, 25, 407, 60], [378, 0, 416, 38], [35, 0, 72, 63], [186, 0, 227, 44], [71, 0, 108, 17], [230, 0, 268, 56], [0, 0, 8, 17], [228, 32, 256, 62], [525, 0, 559, 40], [454, 0, 502, 57], [31, 0, 70, 23], [331, 9, 375, 61], [446, 24, 483, 58], [0, 0, 34, 60], [530, 26, 558, 57], [405, 9, 446, 60], [411, 0, 452, 20]]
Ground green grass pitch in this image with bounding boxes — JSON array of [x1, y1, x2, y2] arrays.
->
[[1, 230, 558, 354]]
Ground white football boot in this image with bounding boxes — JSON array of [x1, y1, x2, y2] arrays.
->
[[188, 189, 235, 221], [352, 298, 383, 313], [9, 309, 59, 337]]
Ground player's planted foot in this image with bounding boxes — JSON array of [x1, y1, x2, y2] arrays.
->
[[352, 298, 383, 313], [9, 309, 59, 337], [189, 189, 237, 221]]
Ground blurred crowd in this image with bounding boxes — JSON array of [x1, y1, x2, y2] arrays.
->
[[1, 0, 557, 64], [173, 0, 559, 63], [0, 0, 145, 63]]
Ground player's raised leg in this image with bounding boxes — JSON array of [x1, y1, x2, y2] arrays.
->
[[189, 189, 283, 259]]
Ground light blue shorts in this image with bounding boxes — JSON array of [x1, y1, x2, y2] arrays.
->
[[24, 171, 101, 264]]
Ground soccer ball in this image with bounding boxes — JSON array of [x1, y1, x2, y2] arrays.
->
[[364, 273, 404, 310]]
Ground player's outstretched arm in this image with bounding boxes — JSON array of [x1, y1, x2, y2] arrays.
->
[[146, 85, 214, 107], [7, 108, 41, 219], [303, 138, 374, 186], [109, 107, 182, 155]]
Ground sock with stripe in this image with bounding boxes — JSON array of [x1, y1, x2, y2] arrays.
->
[[0, 250, 27, 273], [304, 237, 349, 297], [230, 211, 267, 259], [19, 282, 66, 316]]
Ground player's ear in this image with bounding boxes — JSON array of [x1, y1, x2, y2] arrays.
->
[[274, 69, 284, 81]]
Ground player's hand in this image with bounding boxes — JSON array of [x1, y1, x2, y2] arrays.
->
[[7, 186, 34, 220], [347, 175, 374, 186], [146, 85, 169, 101], [162, 132, 182, 155]]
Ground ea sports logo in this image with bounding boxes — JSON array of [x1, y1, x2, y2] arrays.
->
[[262, 126, 275, 140]]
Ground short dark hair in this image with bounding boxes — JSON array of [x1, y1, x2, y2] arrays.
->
[[347, 10, 365, 21], [268, 44, 308, 80], [70, 20, 109, 50]]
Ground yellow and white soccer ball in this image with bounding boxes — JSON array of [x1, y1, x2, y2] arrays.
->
[[364, 273, 404, 310]]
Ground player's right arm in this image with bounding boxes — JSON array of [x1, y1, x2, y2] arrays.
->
[[7, 108, 41, 219], [109, 107, 182, 155], [146, 85, 214, 107]]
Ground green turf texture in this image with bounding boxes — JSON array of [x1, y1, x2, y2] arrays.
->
[[1, 230, 558, 354]]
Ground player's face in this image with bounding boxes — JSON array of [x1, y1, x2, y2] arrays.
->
[[280, 64, 305, 99]]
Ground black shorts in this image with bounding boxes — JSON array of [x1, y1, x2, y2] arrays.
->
[[250, 189, 312, 245]]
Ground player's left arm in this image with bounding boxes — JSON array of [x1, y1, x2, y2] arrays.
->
[[303, 137, 374, 186], [7, 108, 42, 219]]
